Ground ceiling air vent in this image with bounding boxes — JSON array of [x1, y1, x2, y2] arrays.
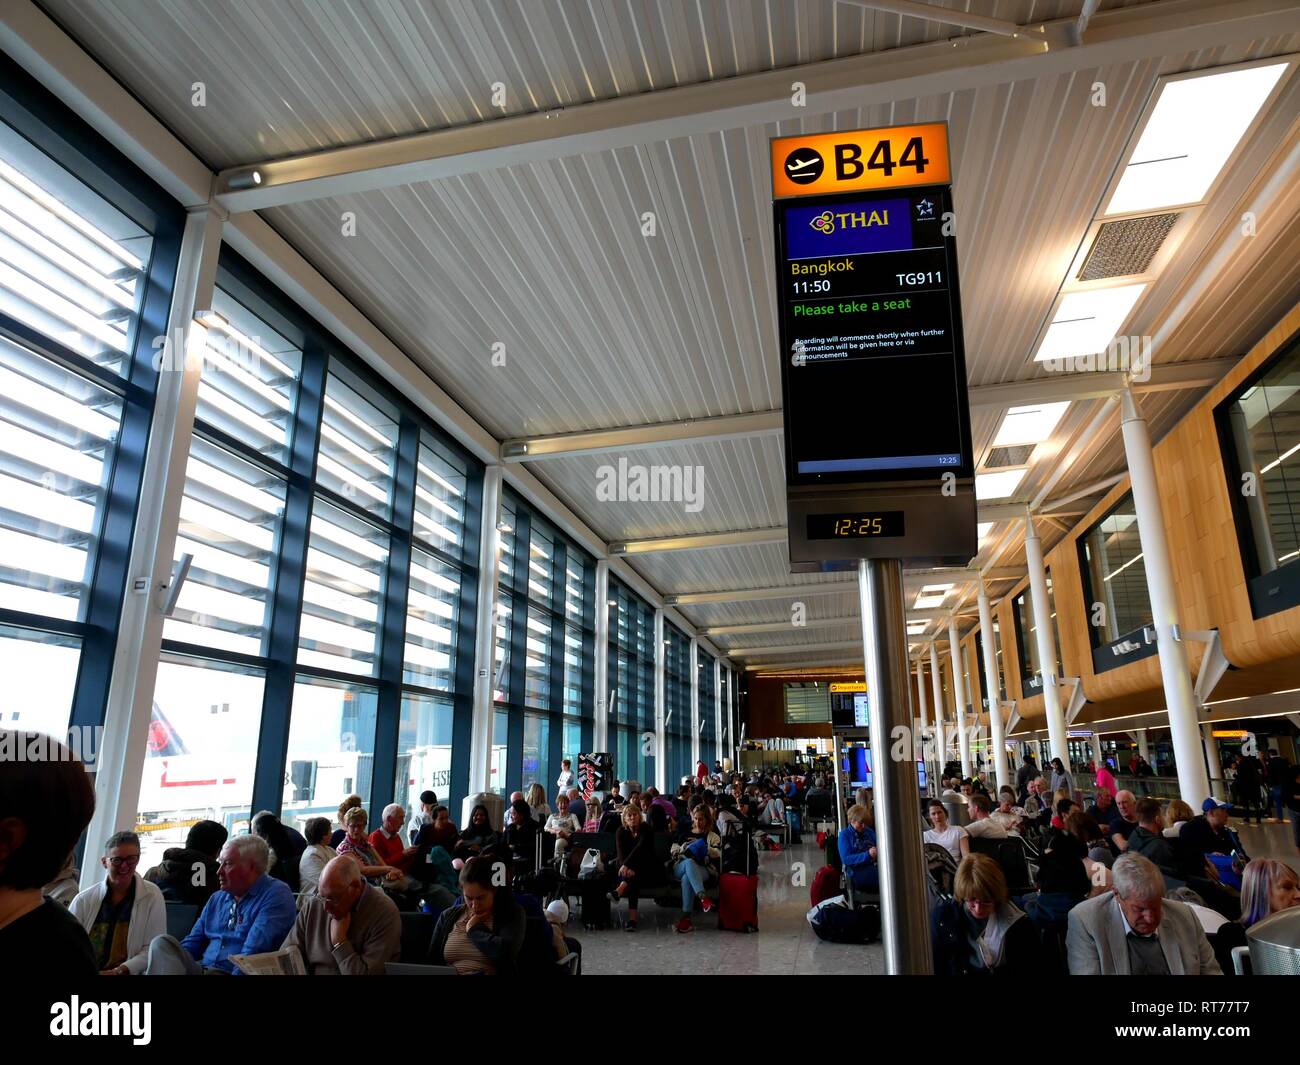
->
[[985, 444, 1034, 468], [1076, 212, 1181, 281]]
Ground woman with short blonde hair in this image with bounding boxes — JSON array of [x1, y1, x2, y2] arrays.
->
[[933, 853, 1039, 975]]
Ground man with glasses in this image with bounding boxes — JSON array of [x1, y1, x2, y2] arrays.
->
[[70, 831, 166, 975], [145, 834, 295, 974]]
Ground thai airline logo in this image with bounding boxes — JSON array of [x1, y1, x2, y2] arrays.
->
[[808, 208, 891, 236]]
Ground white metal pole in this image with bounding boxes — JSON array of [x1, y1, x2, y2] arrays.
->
[[468, 466, 503, 796], [978, 585, 1010, 792], [1119, 389, 1209, 804], [948, 619, 971, 778], [82, 205, 223, 885], [915, 659, 931, 792], [653, 608, 666, 792], [929, 641, 946, 779], [689, 637, 700, 769], [593, 560, 609, 754], [713, 657, 723, 770], [1023, 515, 1068, 769]]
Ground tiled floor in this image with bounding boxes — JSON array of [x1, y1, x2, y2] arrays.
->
[[1228, 817, 1299, 874], [572, 839, 884, 975]]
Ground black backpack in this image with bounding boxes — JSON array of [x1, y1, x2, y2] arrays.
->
[[811, 901, 880, 944]]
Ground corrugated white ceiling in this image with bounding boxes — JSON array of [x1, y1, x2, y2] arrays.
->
[[33, 0, 1300, 671]]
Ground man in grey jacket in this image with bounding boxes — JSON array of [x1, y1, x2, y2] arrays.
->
[[285, 856, 401, 974], [1066, 853, 1221, 975]]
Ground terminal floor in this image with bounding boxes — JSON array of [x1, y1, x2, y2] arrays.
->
[[574, 838, 884, 975], [572, 818, 1299, 975]]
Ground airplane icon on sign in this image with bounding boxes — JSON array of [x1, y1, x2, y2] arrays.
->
[[787, 157, 817, 172]]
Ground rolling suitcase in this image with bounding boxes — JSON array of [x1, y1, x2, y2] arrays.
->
[[718, 822, 758, 932]]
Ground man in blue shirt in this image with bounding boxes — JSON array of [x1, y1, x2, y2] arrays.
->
[[145, 834, 295, 974]]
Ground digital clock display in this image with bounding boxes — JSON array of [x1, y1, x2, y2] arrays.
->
[[806, 511, 904, 539]]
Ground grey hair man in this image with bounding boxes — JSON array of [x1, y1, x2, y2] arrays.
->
[[1065, 853, 1220, 975], [145, 833, 296, 975], [284, 855, 400, 975]]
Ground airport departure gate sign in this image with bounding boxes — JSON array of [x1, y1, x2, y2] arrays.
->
[[770, 123, 976, 568], [770, 123, 951, 200]]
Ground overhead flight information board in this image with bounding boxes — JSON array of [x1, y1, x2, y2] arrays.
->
[[770, 124, 976, 566]]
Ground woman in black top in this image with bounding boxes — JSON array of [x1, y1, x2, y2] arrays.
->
[[504, 798, 539, 870], [1020, 809, 1092, 931], [610, 803, 654, 932], [455, 804, 501, 859]]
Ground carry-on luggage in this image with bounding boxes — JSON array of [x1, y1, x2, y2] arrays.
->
[[718, 822, 758, 932], [810, 864, 840, 907]]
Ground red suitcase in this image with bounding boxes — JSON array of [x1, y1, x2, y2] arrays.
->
[[718, 872, 758, 932]]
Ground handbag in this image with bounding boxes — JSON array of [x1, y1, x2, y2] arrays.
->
[[577, 848, 604, 880]]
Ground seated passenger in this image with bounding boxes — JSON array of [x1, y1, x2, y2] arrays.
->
[[1106, 790, 1140, 853], [602, 782, 626, 811], [70, 830, 167, 975], [284, 855, 401, 974], [505, 798, 540, 868], [412, 804, 459, 858], [427, 855, 526, 975], [932, 854, 1040, 976], [1177, 798, 1237, 875], [368, 803, 419, 873], [925, 800, 970, 862], [525, 783, 552, 824], [406, 789, 438, 844], [965, 793, 1007, 839], [43, 851, 81, 908], [544, 794, 582, 862], [454, 804, 502, 860], [1084, 788, 1115, 829], [672, 806, 721, 934], [839, 803, 879, 893], [1066, 853, 1220, 975], [1211, 858, 1300, 971], [252, 809, 306, 894], [331, 793, 364, 849], [1126, 798, 1181, 881], [501, 792, 526, 831], [714, 794, 743, 837], [336, 808, 408, 888], [610, 802, 655, 932], [987, 788, 1025, 835], [759, 788, 786, 827], [144, 819, 227, 906], [1162, 799, 1195, 839], [298, 817, 337, 895], [566, 788, 587, 829], [1020, 811, 1091, 931], [145, 835, 296, 975], [0, 732, 97, 977]]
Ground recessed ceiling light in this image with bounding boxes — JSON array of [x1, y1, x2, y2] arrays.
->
[[975, 468, 1026, 500], [1033, 285, 1145, 362], [993, 402, 1070, 447], [1106, 63, 1289, 215]]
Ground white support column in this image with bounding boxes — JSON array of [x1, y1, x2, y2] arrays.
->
[[929, 642, 946, 775], [915, 660, 930, 789], [83, 205, 223, 883], [713, 657, 723, 770], [592, 560, 609, 754], [1091, 732, 1105, 775], [948, 619, 971, 778], [978, 585, 1010, 792], [653, 608, 666, 793], [689, 638, 700, 768], [467, 466, 503, 796], [1136, 728, 1151, 765], [1023, 516, 1068, 769], [1120, 389, 1209, 803]]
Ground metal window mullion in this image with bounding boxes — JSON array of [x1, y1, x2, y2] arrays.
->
[[249, 338, 326, 815], [504, 507, 531, 795], [368, 412, 419, 817]]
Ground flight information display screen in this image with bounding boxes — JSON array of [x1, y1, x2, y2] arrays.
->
[[772, 184, 973, 485]]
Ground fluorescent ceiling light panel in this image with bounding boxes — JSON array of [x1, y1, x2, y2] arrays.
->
[[977, 522, 994, 539], [920, 583, 953, 593], [906, 622, 928, 634], [975, 468, 1026, 500], [914, 594, 947, 610], [1033, 285, 1145, 362], [1106, 63, 1288, 215], [993, 402, 1070, 447]]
